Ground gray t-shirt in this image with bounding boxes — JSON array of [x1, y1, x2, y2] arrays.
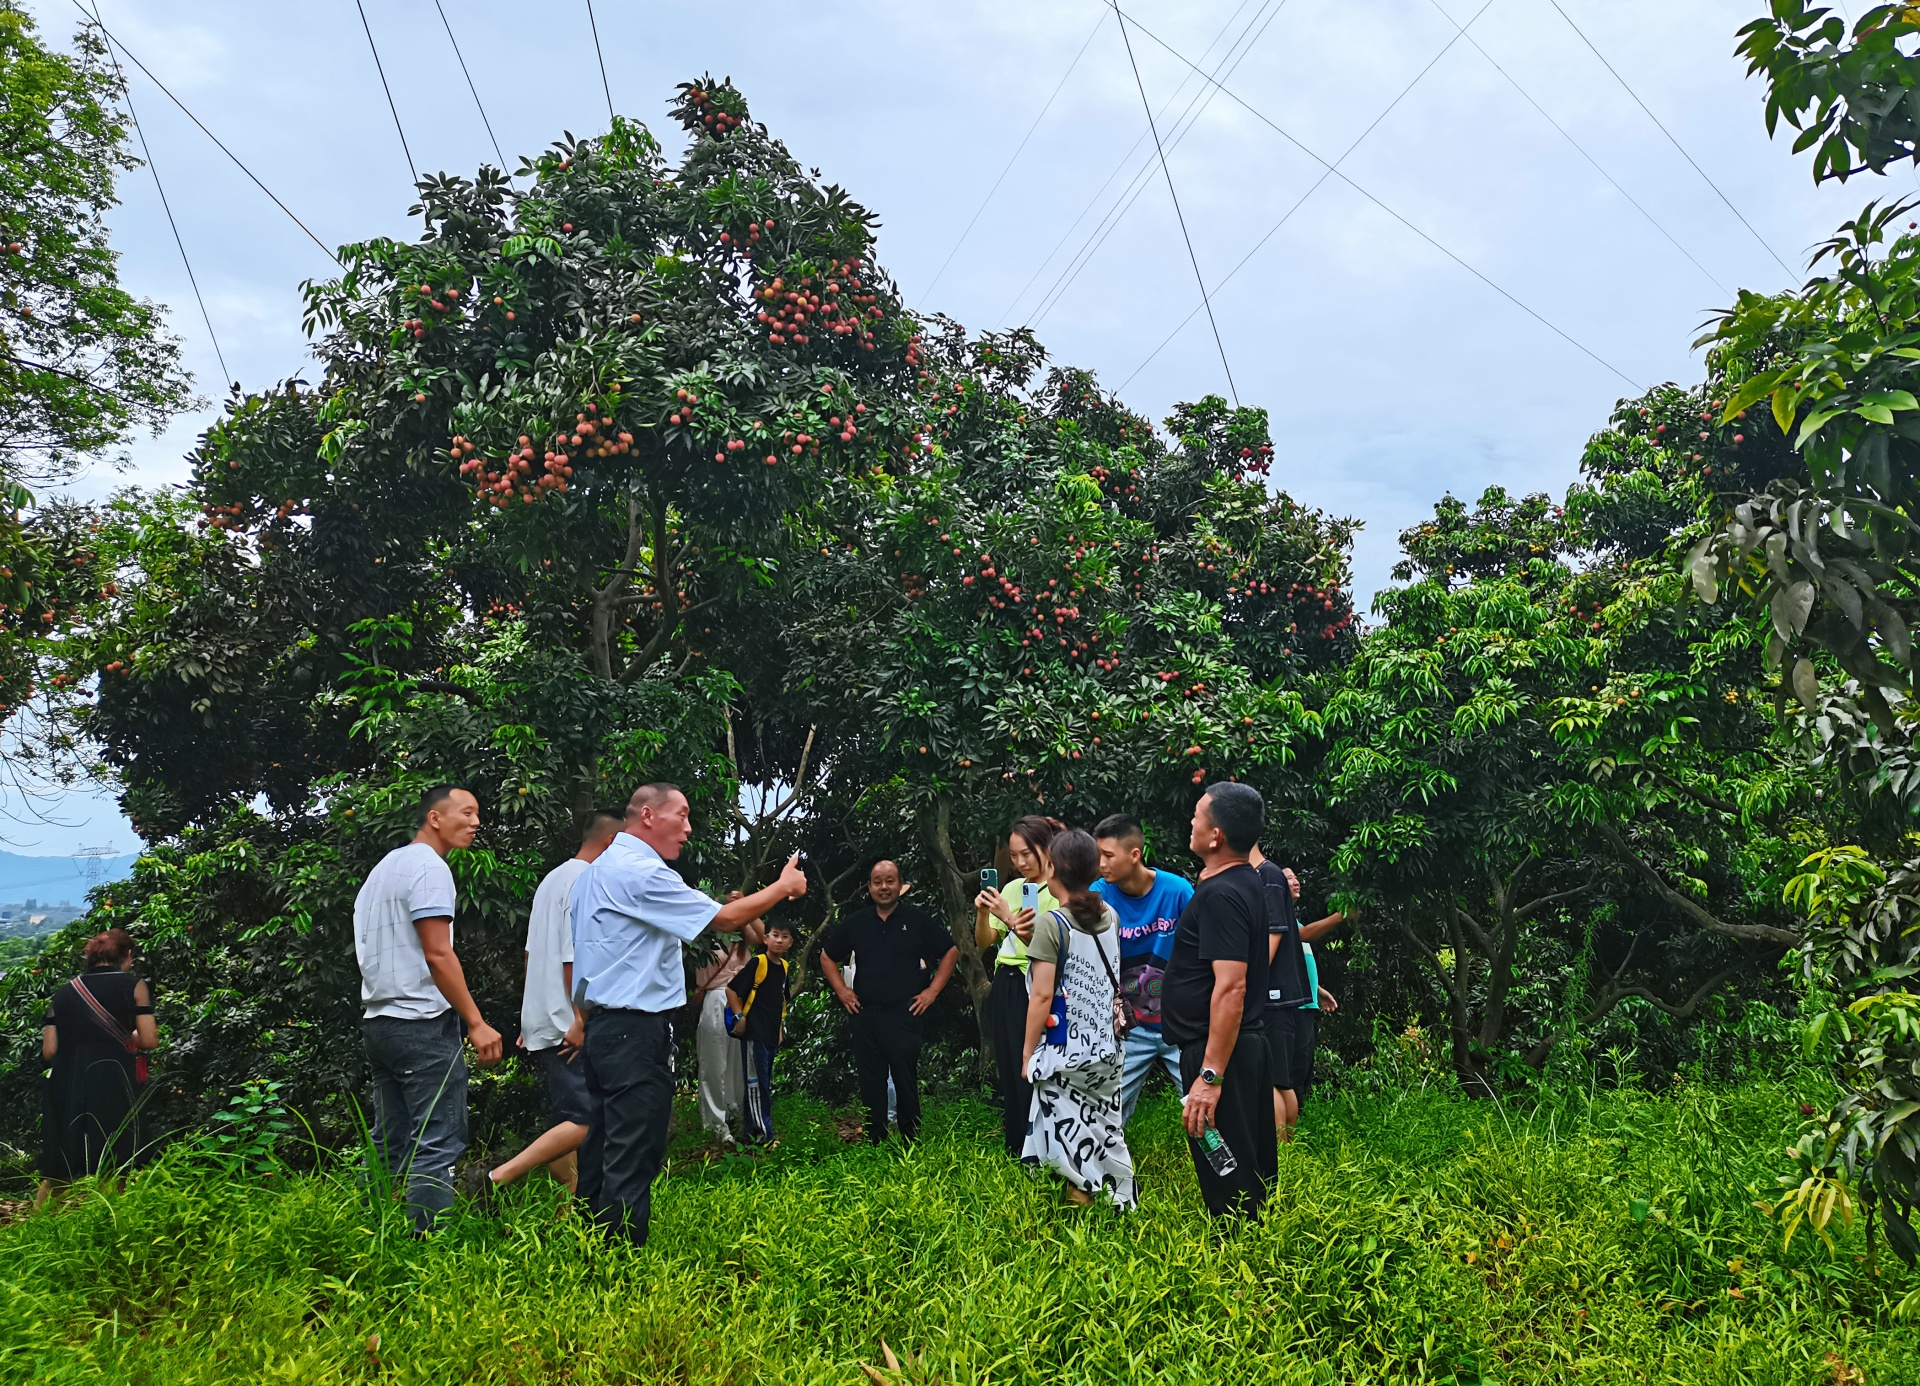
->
[[521, 857, 587, 1050], [354, 842, 458, 1020]]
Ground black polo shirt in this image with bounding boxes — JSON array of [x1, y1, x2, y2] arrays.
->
[[1161, 862, 1268, 1047], [824, 902, 954, 1006]]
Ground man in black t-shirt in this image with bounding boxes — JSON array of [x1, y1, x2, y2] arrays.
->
[[727, 920, 794, 1146], [1162, 782, 1277, 1218], [821, 860, 958, 1143]]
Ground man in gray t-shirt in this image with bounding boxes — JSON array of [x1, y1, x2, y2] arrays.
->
[[354, 784, 502, 1233], [462, 808, 623, 1209]]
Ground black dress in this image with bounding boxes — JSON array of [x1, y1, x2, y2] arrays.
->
[[39, 968, 151, 1179]]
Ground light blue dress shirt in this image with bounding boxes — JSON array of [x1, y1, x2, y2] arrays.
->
[[570, 832, 720, 1014]]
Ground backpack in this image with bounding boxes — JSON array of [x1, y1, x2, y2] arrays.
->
[[737, 954, 788, 1028]]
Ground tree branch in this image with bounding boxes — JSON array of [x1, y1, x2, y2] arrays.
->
[[414, 678, 480, 705], [1594, 821, 1803, 947], [1647, 767, 1743, 818], [1512, 882, 1594, 923], [1452, 903, 1496, 957], [590, 490, 646, 680]]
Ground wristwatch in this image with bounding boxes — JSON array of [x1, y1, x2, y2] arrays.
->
[[1200, 1066, 1222, 1087]]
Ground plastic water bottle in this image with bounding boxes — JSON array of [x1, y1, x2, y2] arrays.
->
[[1182, 1095, 1240, 1176], [1198, 1126, 1239, 1177]]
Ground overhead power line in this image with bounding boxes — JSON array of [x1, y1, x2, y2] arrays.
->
[[1121, 0, 1495, 390], [355, 0, 417, 185], [1426, 0, 1726, 297], [66, 1, 338, 266], [1002, 0, 1281, 328], [1544, 0, 1792, 278], [585, 0, 616, 124], [1027, 0, 1287, 330], [1110, 1, 1237, 404], [433, 0, 505, 169], [917, 8, 1107, 307], [1113, 5, 1639, 389], [84, 3, 230, 388]]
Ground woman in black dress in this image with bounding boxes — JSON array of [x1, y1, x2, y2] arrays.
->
[[37, 928, 158, 1205]]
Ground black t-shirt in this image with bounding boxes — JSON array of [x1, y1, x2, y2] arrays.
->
[[824, 902, 955, 1006], [1258, 859, 1311, 1009], [726, 954, 790, 1048], [1162, 863, 1268, 1047]]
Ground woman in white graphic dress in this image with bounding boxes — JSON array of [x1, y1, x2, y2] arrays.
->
[[1020, 828, 1135, 1209]]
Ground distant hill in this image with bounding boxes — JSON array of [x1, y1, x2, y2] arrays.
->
[[0, 850, 137, 907]]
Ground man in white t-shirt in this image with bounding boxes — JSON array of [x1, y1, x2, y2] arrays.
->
[[354, 783, 503, 1233], [462, 808, 624, 1209]]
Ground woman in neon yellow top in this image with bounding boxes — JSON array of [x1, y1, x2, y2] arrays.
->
[[974, 815, 1062, 1157]]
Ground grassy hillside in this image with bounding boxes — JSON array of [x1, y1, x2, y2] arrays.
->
[[0, 1077, 1911, 1384]]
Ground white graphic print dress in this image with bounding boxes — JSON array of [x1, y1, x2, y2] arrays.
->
[[1023, 908, 1137, 1209]]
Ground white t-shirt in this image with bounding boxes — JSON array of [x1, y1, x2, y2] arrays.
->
[[521, 857, 587, 1050], [355, 842, 458, 1020]]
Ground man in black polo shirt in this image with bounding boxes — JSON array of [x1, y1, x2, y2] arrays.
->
[[821, 860, 958, 1144], [1163, 782, 1276, 1218]]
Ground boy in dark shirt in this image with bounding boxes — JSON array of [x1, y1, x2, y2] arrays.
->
[[728, 920, 795, 1147]]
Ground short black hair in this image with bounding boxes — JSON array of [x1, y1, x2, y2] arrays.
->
[[584, 807, 625, 841], [1201, 782, 1264, 854], [764, 919, 796, 936], [418, 783, 463, 827], [1093, 814, 1144, 850], [628, 783, 683, 816]]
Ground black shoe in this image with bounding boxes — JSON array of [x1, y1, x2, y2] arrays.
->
[[458, 1163, 499, 1215]]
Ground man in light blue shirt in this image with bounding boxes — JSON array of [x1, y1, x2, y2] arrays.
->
[[569, 781, 806, 1247]]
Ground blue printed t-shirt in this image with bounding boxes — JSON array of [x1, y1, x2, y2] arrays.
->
[[1303, 940, 1320, 1009], [1093, 869, 1194, 1030]]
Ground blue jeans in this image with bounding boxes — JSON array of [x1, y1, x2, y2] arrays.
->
[[1120, 1026, 1183, 1125], [361, 1011, 468, 1233]]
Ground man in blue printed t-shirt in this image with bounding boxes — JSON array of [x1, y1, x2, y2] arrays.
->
[[1092, 814, 1196, 1125]]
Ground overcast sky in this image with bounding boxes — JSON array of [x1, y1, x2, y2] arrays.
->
[[7, 0, 1887, 852]]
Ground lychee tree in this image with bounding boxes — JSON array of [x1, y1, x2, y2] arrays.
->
[[768, 332, 1361, 1024], [33, 77, 947, 1144]]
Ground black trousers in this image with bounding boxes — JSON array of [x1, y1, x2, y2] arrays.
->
[[1295, 1008, 1319, 1106], [578, 1008, 674, 1247], [987, 965, 1032, 1156], [1180, 1036, 1276, 1219], [850, 1002, 923, 1142]]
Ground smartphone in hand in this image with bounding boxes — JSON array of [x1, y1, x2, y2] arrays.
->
[[1022, 880, 1040, 914], [979, 867, 998, 893]]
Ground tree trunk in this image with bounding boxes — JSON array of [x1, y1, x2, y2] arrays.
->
[[921, 794, 992, 1057]]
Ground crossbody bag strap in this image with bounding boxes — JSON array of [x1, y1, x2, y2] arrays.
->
[[70, 976, 137, 1054], [1045, 909, 1073, 996]]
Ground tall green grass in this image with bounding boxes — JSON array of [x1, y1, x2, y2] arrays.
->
[[0, 1078, 1912, 1384]]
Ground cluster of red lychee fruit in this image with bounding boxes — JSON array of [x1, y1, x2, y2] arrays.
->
[[685, 88, 742, 134], [753, 258, 883, 350], [453, 405, 639, 507], [403, 282, 462, 339]]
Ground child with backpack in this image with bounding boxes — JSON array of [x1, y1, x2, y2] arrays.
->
[[727, 919, 795, 1147]]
